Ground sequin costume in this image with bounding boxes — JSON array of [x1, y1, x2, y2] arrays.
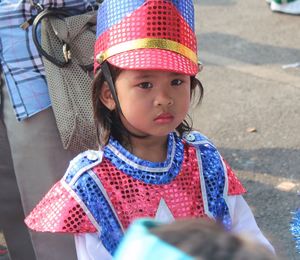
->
[[25, 131, 246, 255], [291, 208, 300, 252]]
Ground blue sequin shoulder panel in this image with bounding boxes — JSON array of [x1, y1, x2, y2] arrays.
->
[[183, 131, 232, 230], [62, 150, 124, 255]]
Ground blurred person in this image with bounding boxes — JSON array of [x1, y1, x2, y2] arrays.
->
[[0, 84, 35, 259], [0, 0, 97, 259], [114, 218, 277, 260]]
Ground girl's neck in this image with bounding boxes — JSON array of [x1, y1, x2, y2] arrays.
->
[[127, 135, 169, 162]]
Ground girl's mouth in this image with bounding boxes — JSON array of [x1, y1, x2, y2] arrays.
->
[[154, 113, 174, 124]]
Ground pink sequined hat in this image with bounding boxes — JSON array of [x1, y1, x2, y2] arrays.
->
[[94, 0, 200, 75]]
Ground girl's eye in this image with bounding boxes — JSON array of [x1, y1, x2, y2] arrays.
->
[[171, 79, 183, 86], [138, 82, 153, 89]]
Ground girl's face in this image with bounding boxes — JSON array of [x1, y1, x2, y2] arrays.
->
[[110, 69, 191, 137]]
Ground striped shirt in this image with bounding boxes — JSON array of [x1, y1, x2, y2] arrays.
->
[[0, 0, 96, 120]]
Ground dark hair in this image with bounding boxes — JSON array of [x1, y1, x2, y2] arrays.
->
[[92, 63, 204, 147], [150, 219, 276, 260]]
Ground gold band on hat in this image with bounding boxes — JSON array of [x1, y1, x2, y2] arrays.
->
[[96, 38, 198, 65]]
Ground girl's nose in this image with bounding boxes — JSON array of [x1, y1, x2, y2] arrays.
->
[[154, 91, 174, 107]]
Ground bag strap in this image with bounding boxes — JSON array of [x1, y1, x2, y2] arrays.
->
[[50, 12, 97, 45], [32, 8, 71, 67]]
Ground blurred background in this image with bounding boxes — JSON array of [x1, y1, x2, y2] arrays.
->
[[192, 0, 300, 259]]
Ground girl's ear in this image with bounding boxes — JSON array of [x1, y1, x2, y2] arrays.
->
[[99, 82, 116, 111]]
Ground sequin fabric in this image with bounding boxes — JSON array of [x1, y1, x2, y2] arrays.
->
[[291, 208, 300, 252], [64, 150, 102, 184], [197, 143, 232, 229], [170, 0, 195, 31], [96, 0, 195, 36], [224, 160, 246, 195], [104, 133, 184, 184], [96, 143, 206, 229], [184, 131, 246, 196], [25, 131, 246, 254], [184, 131, 245, 229], [94, 0, 198, 75], [25, 181, 96, 233], [72, 172, 123, 254], [96, 1, 145, 36]]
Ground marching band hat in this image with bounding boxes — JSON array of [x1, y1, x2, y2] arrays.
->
[[94, 0, 200, 75]]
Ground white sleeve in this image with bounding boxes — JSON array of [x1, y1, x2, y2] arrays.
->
[[227, 195, 275, 254], [74, 233, 112, 260]]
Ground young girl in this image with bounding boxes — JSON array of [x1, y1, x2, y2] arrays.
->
[[25, 0, 274, 259]]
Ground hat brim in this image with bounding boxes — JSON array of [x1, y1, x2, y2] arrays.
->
[[106, 49, 199, 76]]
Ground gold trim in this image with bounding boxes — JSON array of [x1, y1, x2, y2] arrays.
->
[[96, 38, 198, 65]]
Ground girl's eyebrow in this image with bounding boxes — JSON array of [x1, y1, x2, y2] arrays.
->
[[133, 72, 182, 80], [133, 74, 155, 80]]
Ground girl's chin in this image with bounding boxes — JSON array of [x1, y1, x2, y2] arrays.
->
[[122, 122, 179, 137], [127, 130, 174, 138]]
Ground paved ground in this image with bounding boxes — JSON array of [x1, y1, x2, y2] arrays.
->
[[193, 0, 300, 259], [1, 1, 299, 259]]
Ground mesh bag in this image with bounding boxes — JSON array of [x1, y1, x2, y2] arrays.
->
[[32, 9, 98, 152]]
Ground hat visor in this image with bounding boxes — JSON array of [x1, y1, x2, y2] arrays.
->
[[106, 49, 199, 76]]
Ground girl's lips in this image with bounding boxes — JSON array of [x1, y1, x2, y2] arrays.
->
[[154, 113, 174, 123]]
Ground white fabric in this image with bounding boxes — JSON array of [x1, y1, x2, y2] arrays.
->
[[74, 195, 274, 259], [155, 198, 176, 223], [227, 196, 275, 254], [75, 233, 112, 260]]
